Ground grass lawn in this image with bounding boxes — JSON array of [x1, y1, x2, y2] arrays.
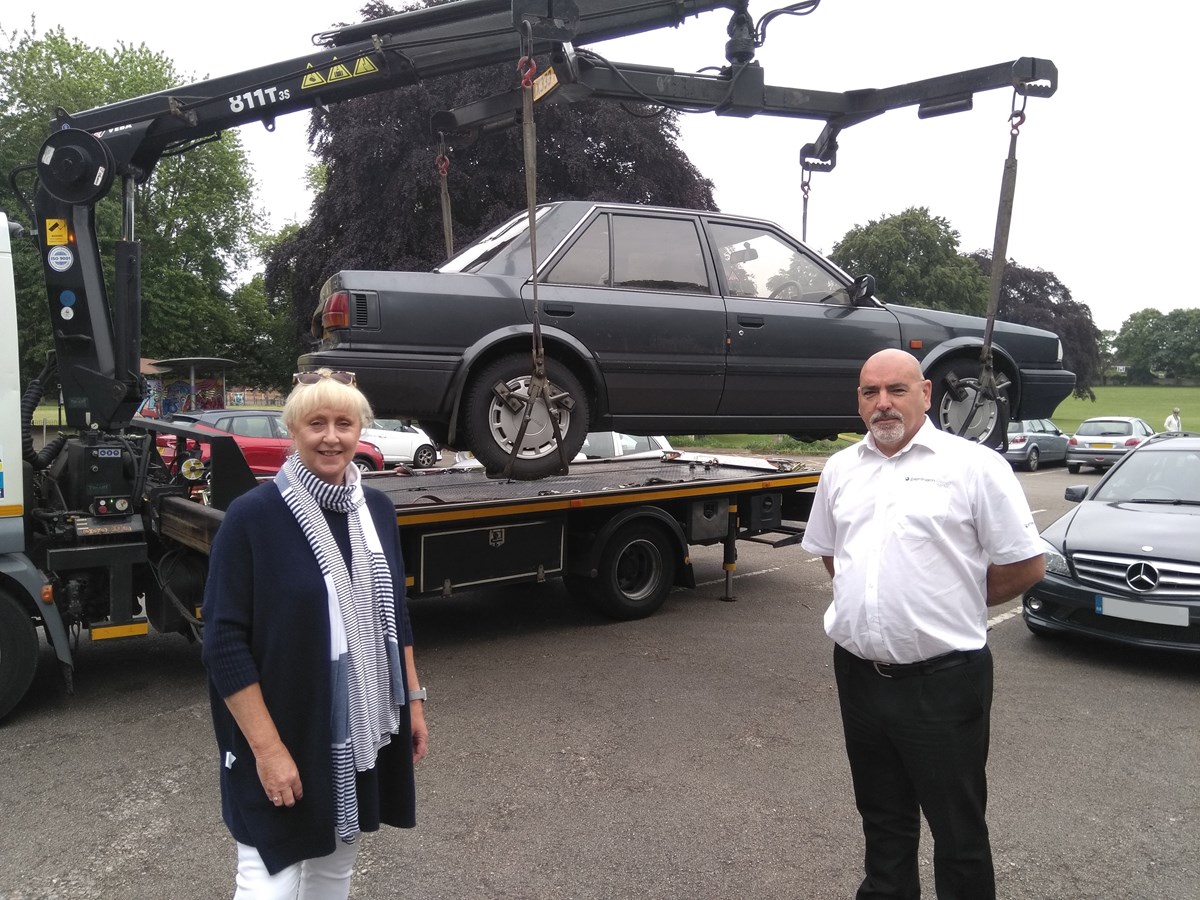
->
[[1048, 385, 1199, 435]]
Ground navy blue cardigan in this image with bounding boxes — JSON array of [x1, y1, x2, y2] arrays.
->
[[202, 481, 417, 874]]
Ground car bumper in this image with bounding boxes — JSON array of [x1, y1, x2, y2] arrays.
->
[[1066, 447, 1129, 468], [1003, 445, 1031, 465], [1023, 573, 1200, 653], [299, 349, 457, 420], [1016, 368, 1075, 419]]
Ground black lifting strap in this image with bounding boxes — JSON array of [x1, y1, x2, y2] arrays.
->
[[502, 22, 571, 480], [970, 92, 1028, 451]]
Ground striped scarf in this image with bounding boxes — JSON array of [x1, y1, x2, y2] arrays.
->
[[275, 455, 405, 842]]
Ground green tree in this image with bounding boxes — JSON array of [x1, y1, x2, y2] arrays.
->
[[0, 21, 265, 384], [265, 0, 716, 341], [828, 207, 988, 315], [1158, 308, 1200, 380], [968, 251, 1102, 399], [1113, 308, 1165, 384]]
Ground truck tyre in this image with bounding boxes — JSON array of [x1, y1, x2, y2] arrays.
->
[[586, 522, 676, 620], [0, 589, 39, 721], [412, 444, 437, 469], [463, 353, 589, 480], [928, 358, 1006, 448]]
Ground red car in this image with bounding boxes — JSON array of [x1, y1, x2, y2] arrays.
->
[[152, 409, 383, 476]]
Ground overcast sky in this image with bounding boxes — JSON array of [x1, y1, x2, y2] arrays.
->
[[3, 1, 1193, 332]]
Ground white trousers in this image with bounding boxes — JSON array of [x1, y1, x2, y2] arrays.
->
[[234, 838, 358, 900]]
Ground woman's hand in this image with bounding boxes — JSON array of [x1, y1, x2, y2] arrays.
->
[[410, 702, 429, 763], [256, 742, 304, 807]]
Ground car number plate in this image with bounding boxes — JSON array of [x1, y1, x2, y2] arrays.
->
[[1091, 443, 1114, 449], [1095, 595, 1188, 627]]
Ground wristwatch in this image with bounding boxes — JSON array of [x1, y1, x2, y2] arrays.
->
[[407, 687, 428, 703]]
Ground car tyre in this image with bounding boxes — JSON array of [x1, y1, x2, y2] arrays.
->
[[580, 522, 676, 620], [353, 455, 378, 473], [1024, 445, 1040, 472], [1067, 462, 1081, 474], [462, 353, 589, 480], [412, 444, 437, 469], [0, 589, 39, 721], [928, 358, 1006, 448]]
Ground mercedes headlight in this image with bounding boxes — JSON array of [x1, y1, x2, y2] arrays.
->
[[1042, 538, 1069, 576]]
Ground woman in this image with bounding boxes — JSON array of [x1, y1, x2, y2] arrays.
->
[[202, 369, 429, 898]]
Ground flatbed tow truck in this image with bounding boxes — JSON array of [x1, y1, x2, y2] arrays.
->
[[1, 0, 1056, 719]]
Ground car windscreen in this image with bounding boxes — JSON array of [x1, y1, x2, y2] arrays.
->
[[437, 207, 550, 274], [1092, 449, 1200, 503], [1077, 420, 1132, 437]]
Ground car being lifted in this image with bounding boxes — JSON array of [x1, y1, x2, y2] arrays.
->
[[303, 200, 1075, 479]]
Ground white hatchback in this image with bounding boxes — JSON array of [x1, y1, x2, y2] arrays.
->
[[361, 418, 441, 468]]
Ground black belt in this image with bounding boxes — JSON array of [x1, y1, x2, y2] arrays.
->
[[851, 647, 984, 679]]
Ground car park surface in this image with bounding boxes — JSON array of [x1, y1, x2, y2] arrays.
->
[[302, 200, 1074, 478], [1026, 432, 1200, 653], [1004, 417, 1068, 471], [3, 463, 1196, 899], [1066, 415, 1155, 473]]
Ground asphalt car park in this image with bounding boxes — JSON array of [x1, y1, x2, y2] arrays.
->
[[1, 465, 1196, 899]]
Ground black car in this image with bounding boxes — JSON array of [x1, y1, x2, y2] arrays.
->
[[1024, 432, 1200, 653], [303, 201, 1075, 478]]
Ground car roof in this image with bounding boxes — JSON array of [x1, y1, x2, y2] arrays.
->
[[1079, 416, 1145, 423], [1133, 432, 1200, 451]]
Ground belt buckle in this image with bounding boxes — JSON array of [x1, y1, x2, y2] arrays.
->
[[872, 661, 894, 678]]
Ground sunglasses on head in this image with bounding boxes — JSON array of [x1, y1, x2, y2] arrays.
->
[[292, 369, 357, 386]]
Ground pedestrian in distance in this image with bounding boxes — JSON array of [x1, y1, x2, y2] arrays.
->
[[202, 367, 429, 899], [801, 349, 1045, 900], [1164, 407, 1182, 432]]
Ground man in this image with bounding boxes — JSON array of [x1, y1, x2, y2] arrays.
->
[[1164, 407, 1182, 432], [801, 349, 1045, 900]]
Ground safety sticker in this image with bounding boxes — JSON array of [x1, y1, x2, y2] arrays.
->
[[47, 246, 74, 272], [302, 55, 379, 91], [44, 219, 69, 246], [61, 307, 74, 321], [60, 289, 76, 307]]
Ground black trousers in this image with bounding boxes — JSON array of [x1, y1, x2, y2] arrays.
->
[[833, 643, 995, 900]]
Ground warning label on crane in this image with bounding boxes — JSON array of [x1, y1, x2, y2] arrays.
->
[[301, 56, 380, 90], [44, 219, 69, 246]]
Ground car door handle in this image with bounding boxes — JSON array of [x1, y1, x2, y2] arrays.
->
[[544, 303, 575, 317], [736, 315, 764, 328]]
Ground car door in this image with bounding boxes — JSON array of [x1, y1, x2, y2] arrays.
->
[[220, 413, 292, 473], [1039, 419, 1069, 461], [532, 209, 726, 417], [705, 219, 901, 422]]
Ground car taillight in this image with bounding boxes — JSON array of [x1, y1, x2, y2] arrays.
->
[[1067, 437, 1078, 446], [1010, 436, 1026, 445], [1125, 437, 1141, 447], [320, 291, 350, 332]]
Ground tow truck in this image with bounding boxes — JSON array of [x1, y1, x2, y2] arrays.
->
[[0, 0, 1057, 720]]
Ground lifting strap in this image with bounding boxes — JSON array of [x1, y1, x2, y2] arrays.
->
[[962, 91, 1028, 448], [502, 23, 571, 479], [800, 169, 812, 243], [435, 132, 454, 259]]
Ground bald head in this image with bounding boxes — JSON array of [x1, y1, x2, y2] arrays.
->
[[857, 350, 932, 456]]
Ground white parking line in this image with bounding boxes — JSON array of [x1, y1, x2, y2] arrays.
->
[[987, 608, 1022, 628]]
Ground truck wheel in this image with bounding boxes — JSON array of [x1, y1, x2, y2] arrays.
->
[[586, 522, 676, 620], [0, 589, 39, 721], [412, 444, 437, 469], [463, 353, 590, 480], [928, 359, 1006, 448]]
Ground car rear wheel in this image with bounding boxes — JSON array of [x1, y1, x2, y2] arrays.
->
[[353, 455, 377, 473], [1067, 462, 1081, 474], [1024, 445, 1040, 472], [928, 359, 1007, 448], [412, 444, 437, 469], [462, 353, 590, 480]]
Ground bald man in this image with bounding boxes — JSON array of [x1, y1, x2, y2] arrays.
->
[[801, 349, 1045, 900]]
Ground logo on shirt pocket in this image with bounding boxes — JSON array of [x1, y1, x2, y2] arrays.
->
[[893, 476, 952, 541]]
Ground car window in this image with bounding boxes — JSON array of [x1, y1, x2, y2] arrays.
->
[[1093, 449, 1200, 503], [1077, 420, 1132, 437], [1007, 421, 1023, 435], [614, 215, 708, 293], [546, 215, 610, 286], [623, 434, 657, 453], [229, 416, 274, 438], [438, 207, 550, 274], [708, 221, 841, 302], [579, 432, 616, 458]]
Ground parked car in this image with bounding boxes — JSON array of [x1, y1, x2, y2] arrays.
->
[[301, 201, 1074, 479], [156, 409, 384, 475], [451, 432, 671, 468], [1024, 432, 1200, 653], [361, 417, 441, 468], [1004, 418, 1069, 471], [1066, 416, 1155, 474]]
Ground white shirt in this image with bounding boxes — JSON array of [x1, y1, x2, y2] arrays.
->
[[1165, 414, 1181, 432], [801, 419, 1042, 663]]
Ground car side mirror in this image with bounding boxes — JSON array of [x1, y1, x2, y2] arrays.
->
[[850, 274, 876, 306], [1064, 485, 1088, 502]]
